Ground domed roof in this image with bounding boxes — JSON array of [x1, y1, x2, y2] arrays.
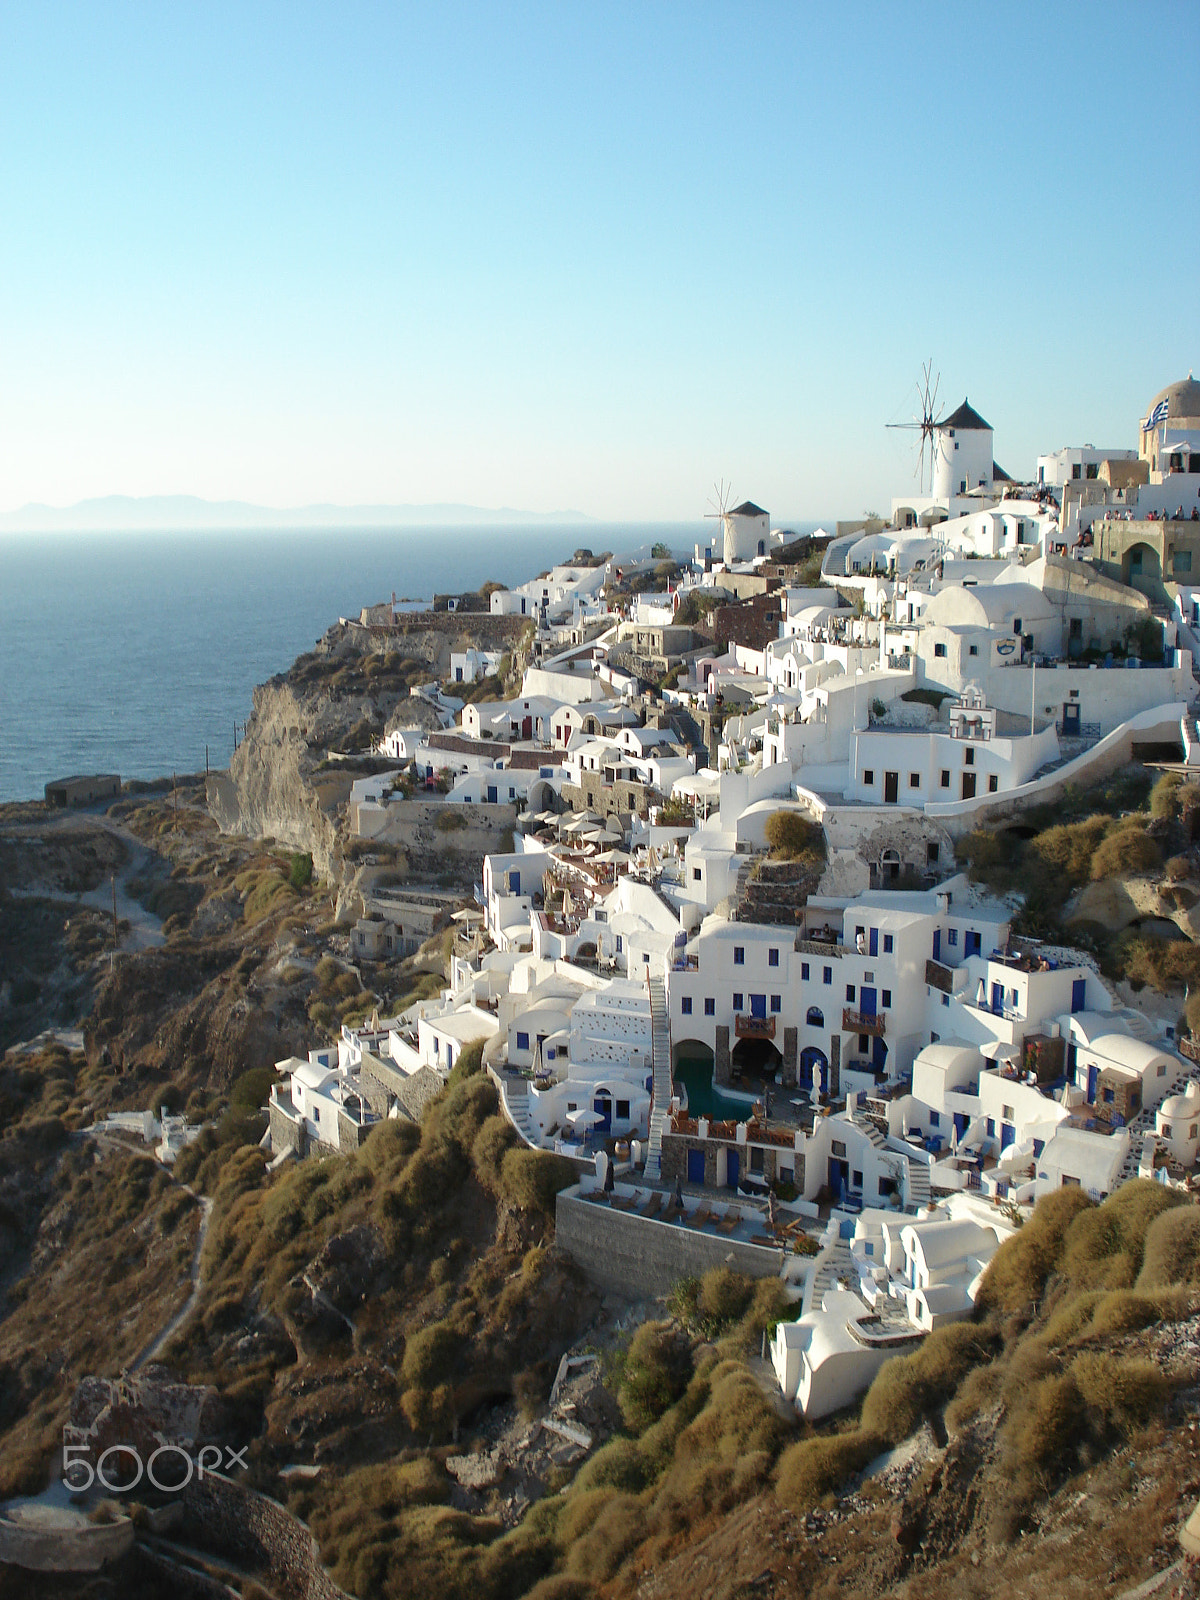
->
[[1144, 375, 1200, 428]]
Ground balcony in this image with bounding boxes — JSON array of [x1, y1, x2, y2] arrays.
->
[[843, 1008, 886, 1037], [925, 958, 955, 994], [734, 1014, 776, 1040]]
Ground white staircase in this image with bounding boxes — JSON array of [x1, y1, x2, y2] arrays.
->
[[905, 1154, 932, 1210], [500, 1074, 538, 1144], [645, 974, 672, 1179], [1182, 716, 1200, 767], [1114, 1064, 1195, 1187]]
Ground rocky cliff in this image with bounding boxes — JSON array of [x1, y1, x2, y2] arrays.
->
[[207, 613, 530, 881]]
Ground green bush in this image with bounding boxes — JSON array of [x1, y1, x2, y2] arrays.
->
[[572, 1438, 647, 1495], [288, 851, 314, 891], [498, 1148, 577, 1217], [472, 1115, 517, 1193], [1088, 1287, 1184, 1337], [775, 1429, 883, 1509], [1058, 1180, 1186, 1291], [1005, 1370, 1084, 1479], [619, 1322, 694, 1433]]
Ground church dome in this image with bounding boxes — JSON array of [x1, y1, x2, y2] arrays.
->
[[1143, 375, 1200, 429]]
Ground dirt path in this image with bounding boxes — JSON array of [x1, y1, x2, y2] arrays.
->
[[130, 1187, 213, 1371]]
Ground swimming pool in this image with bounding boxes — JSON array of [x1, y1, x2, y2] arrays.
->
[[673, 1056, 756, 1120]]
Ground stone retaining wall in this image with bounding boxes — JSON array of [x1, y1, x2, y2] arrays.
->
[[555, 1191, 784, 1297], [181, 1471, 349, 1600]]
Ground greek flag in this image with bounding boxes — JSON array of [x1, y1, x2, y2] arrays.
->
[[1143, 398, 1170, 431]]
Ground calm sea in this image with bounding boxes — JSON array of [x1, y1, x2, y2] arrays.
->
[[0, 522, 714, 803]]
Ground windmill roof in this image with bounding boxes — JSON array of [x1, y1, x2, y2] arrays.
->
[[938, 399, 992, 432], [729, 501, 768, 518], [992, 461, 1013, 482]]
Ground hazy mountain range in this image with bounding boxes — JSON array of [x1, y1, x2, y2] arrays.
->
[[0, 495, 591, 532]]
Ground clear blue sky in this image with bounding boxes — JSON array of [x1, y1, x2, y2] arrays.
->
[[1, 1, 1197, 523]]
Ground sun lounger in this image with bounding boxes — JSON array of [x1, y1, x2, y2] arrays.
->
[[715, 1212, 741, 1235], [750, 1232, 781, 1248], [639, 1192, 663, 1219], [686, 1207, 714, 1229], [609, 1193, 638, 1211]]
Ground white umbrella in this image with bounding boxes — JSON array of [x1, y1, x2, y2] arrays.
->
[[980, 1039, 1020, 1064], [567, 1107, 601, 1129]]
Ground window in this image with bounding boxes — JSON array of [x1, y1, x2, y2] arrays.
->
[[883, 934, 893, 953], [704, 997, 715, 1016], [927, 843, 939, 866], [863, 769, 874, 786], [1086, 462, 1098, 479], [832, 1140, 846, 1158], [733, 992, 743, 1010], [567, 1101, 578, 1113], [986, 1118, 995, 1138], [929, 1110, 940, 1127], [807, 1006, 824, 1026], [734, 946, 745, 966], [770, 994, 781, 1012], [1002, 1103, 1015, 1121], [1158, 1062, 1168, 1076], [934, 642, 947, 658], [882, 989, 892, 1008], [769, 948, 779, 967], [969, 644, 978, 655], [1012, 618, 1022, 635], [750, 1147, 764, 1174], [517, 1032, 529, 1051], [1072, 463, 1082, 480], [801, 962, 810, 980], [859, 1034, 868, 1051], [909, 772, 920, 787], [693, 867, 702, 881], [846, 984, 856, 1002], [988, 774, 998, 793], [617, 1099, 630, 1119], [964, 746, 975, 766], [940, 769, 950, 788], [947, 928, 958, 946], [681, 996, 692, 1015], [823, 966, 832, 985], [616, 935, 623, 952]]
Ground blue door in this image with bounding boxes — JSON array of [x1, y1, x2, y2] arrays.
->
[[859, 987, 876, 1015], [1001, 1122, 1015, 1151], [953, 1112, 968, 1142], [726, 1150, 740, 1190], [487, 784, 497, 803], [932, 929, 941, 961], [991, 982, 1004, 1014], [1067, 1042, 1077, 1082], [965, 931, 981, 957], [687, 1149, 706, 1184], [508, 870, 520, 893], [800, 1047, 825, 1090], [872, 1035, 887, 1071], [828, 1158, 843, 1200], [869, 927, 878, 957], [1071, 978, 1087, 1013], [750, 993, 767, 1018], [593, 1095, 611, 1132], [1087, 1064, 1099, 1102]]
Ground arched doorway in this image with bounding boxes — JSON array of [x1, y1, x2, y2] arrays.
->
[[1123, 541, 1163, 600], [731, 1036, 783, 1084], [799, 1045, 828, 1093]]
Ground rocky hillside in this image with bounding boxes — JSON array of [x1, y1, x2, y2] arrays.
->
[[208, 613, 531, 880]]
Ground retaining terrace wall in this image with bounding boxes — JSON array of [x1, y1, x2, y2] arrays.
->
[[555, 1190, 784, 1297], [181, 1471, 349, 1600]]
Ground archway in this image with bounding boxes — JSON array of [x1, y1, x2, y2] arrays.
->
[[1122, 541, 1163, 600], [672, 1039, 716, 1117], [731, 1036, 783, 1084], [806, 1006, 824, 1028], [799, 1045, 828, 1093]]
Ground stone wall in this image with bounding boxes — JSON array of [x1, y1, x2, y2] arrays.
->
[[659, 1134, 804, 1194], [562, 774, 654, 819], [554, 1191, 784, 1297], [270, 1103, 306, 1157], [181, 1470, 349, 1600]]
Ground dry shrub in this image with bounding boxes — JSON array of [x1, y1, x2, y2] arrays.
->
[[1005, 1370, 1084, 1479], [859, 1322, 996, 1445], [523, 1578, 597, 1600], [472, 1115, 517, 1193], [619, 1322, 693, 1433], [1089, 1287, 1184, 1337], [1070, 1351, 1168, 1432], [698, 1267, 755, 1330], [775, 1429, 883, 1510], [572, 1438, 647, 1496], [977, 1184, 1094, 1313], [1028, 815, 1109, 888], [1037, 1289, 1105, 1348], [1059, 1180, 1186, 1291], [401, 1319, 458, 1388], [1138, 1204, 1200, 1288], [1090, 822, 1161, 882], [944, 1360, 1003, 1434], [672, 1363, 781, 1465], [563, 1492, 643, 1584], [498, 1148, 577, 1217], [557, 1487, 617, 1548], [764, 810, 826, 867]]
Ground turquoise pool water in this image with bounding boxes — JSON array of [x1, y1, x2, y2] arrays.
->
[[673, 1057, 755, 1120]]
